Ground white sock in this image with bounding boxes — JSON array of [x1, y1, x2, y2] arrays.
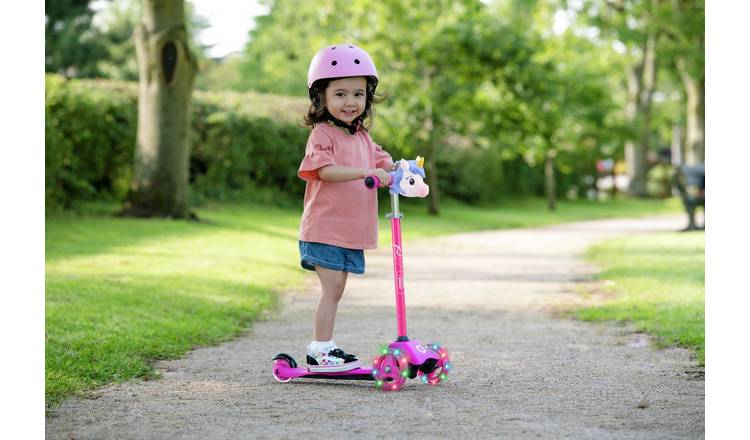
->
[[307, 340, 336, 353]]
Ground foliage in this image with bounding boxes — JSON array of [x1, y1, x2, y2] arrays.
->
[[88, 0, 141, 81], [232, 0, 347, 96], [45, 75, 138, 210], [195, 55, 246, 91], [655, 0, 704, 80], [190, 91, 309, 202], [46, 0, 108, 77]]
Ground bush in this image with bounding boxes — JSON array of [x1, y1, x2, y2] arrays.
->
[[436, 146, 509, 204], [45, 75, 137, 210], [190, 108, 308, 202]]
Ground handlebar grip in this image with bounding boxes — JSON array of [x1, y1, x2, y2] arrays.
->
[[364, 176, 380, 189]]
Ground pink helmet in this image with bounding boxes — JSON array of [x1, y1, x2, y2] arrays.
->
[[307, 44, 379, 90]]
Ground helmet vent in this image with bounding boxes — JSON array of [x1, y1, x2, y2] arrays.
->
[[354, 59, 360, 64], [331, 60, 337, 66]]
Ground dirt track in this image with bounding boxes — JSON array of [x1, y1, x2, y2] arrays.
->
[[46, 215, 704, 439]]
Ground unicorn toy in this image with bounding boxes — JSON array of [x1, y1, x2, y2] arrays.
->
[[366, 156, 430, 198]]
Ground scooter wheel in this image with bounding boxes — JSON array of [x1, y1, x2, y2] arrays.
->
[[418, 343, 451, 385], [372, 351, 408, 391], [272, 358, 294, 383]]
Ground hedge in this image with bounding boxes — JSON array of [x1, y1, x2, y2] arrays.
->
[[46, 75, 138, 210]]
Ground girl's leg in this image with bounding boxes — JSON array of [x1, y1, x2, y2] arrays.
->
[[313, 265, 348, 341]]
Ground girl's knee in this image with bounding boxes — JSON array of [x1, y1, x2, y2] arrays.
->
[[323, 282, 345, 302], [316, 266, 348, 301], [317, 277, 345, 301]]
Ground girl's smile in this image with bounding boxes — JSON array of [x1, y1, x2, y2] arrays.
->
[[325, 77, 367, 124]]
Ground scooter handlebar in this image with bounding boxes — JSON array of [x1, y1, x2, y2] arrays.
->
[[365, 174, 394, 190]]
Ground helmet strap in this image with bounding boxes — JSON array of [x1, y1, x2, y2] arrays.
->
[[324, 110, 364, 135]]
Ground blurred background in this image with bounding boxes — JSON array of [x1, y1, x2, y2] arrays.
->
[[45, 0, 704, 213]]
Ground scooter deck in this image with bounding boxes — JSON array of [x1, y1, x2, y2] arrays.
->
[[284, 366, 374, 381]]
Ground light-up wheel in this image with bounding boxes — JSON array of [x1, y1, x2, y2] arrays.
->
[[418, 343, 451, 385], [372, 349, 409, 391]]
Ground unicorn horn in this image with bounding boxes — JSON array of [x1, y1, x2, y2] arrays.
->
[[416, 156, 424, 168]]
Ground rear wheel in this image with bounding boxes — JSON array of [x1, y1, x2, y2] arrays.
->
[[272, 353, 296, 383]]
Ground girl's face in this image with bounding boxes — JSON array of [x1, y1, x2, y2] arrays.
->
[[324, 77, 367, 124]]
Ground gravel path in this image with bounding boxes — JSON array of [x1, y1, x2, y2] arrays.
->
[[46, 215, 704, 439]]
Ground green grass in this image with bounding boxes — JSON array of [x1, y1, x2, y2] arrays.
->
[[45, 203, 304, 406], [576, 231, 705, 364], [46, 196, 681, 406]]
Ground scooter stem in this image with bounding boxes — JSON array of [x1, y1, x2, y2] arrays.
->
[[388, 193, 408, 340]]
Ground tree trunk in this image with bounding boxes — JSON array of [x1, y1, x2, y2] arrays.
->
[[671, 123, 683, 165], [422, 69, 440, 216], [626, 31, 657, 198], [677, 58, 705, 165], [122, 0, 197, 218], [545, 148, 556, 211]]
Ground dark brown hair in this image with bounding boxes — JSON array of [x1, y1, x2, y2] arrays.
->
[[304, 76, 385, 130]]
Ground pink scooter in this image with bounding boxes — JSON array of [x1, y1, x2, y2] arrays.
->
[[272, 156, 451, 391]]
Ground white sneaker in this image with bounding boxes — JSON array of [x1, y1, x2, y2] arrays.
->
[[306, 347, 362, 372]]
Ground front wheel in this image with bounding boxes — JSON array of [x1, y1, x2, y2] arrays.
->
[[418, 343, 451, 385]]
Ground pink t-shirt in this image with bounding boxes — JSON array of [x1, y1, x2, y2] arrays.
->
[[298, 123, 394, 250]]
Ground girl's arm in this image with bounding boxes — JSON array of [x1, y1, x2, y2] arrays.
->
[[318, 165, 391, 184]]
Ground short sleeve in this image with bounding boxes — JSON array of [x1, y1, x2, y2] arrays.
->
[[298, 128, 336, 181], [373, 141, 394, 171]]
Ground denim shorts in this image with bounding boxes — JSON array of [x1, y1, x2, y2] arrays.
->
[[299, 241, 365, 274]]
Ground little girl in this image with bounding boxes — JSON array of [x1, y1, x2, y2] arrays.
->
[[297, 44, 394, 372]]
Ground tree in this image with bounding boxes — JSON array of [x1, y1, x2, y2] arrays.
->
[[122, 0, 198, 218]]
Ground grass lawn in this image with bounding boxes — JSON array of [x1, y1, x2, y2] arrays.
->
[[576, 231, 705, 364], [46, 196, 681, 406]]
